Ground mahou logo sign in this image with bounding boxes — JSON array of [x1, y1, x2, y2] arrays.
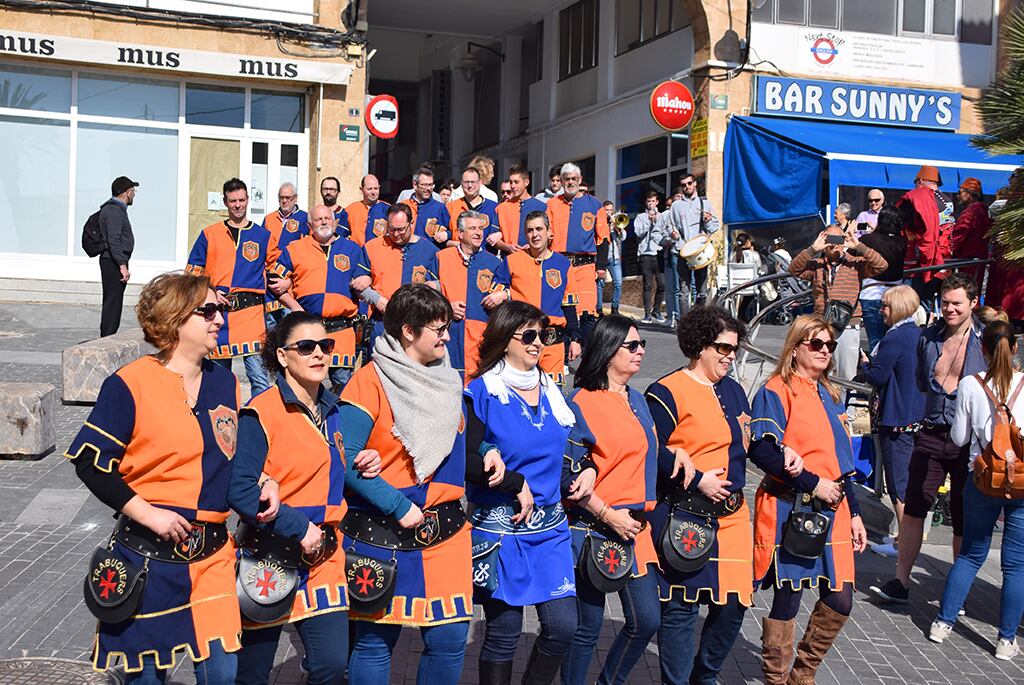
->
[[650, 81, 695, 132]]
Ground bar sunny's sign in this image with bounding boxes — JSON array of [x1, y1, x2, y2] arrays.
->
[[0, 30, 352, 84], [754, 76, 960, 131]]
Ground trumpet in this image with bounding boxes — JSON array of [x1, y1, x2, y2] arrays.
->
[[611, 212, 630, 231]]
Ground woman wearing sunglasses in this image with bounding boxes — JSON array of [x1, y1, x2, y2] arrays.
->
[[645, 306, 766, 684], [66, 273, 275, 684], [339, 284, 487, 685], [228, 311, 416, 685], [560, 315, 660, 685], [465, 301, 582, 684], [749, 314, 867, 684]]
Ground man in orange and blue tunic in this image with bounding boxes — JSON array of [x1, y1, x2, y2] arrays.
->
[[546, 162, 610, 334], [271, 204, 365, 391], [319, 176, 352, 235], [402, 166, 452, 249], [263, 182, 309, 261], [187, 177, 273, 394], [445, 166, 508, 255], [343, 173, 390, 246], [495, 163, 546, 251], [351, 203, 440, 352], [427, 209, 501, 381]]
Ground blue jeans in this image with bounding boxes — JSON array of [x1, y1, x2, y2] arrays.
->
[[860, 298, 885, 352], [235, 610, 347, 685], [125, 639, 235, 684], [348, 620, 469, 685], [562, 566, 660, 685], [937, 479, 1024, 639], [213, 355, 273, 396], [480, 595, 577, 662], [597, 260, 623, 312], [663, 252, 679, 320], [658, 597, 746, 685]]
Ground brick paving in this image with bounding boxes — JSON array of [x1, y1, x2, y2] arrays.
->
[[0, 301, 1020, 683]]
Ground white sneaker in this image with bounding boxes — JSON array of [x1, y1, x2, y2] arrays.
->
[[871, 542, 898, 557], [929, 620, 953, 643], [996, 637, 1020, 660], [640, 316, 653, 324]]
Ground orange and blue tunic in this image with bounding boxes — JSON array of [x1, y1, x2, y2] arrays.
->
[[331, 205, 351, 237], [495, 197, 548, 246], [263, 208, 308, 263], [338, 365, 473, 626], [645, 371, 755, 606], [749, 375, 858, 591], [343, 200, 390, 246], [402, 196, 452, 249], [186, 221, 271, 359], [271, 235, 365, 370], [64, 356, 242, 673], [427, 246, 501, 381], [546, 193, 610, 315], [492, 250, 579, 385], [357, 236, 439, 342], [446, 197, 502, 242], [565, 387, 660, 578]]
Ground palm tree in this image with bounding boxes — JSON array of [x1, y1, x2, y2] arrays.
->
[[973, 7, 1024, 261]]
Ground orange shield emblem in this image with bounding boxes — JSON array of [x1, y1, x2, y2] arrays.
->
[[581, 212, 596, 231], [208, 405, 238, 459], [425, 217, 439, 237], [737, 411, 751, 451], [333, 254, 351, 272], [372, 218, 387, 237], [285, 218, 299, 233], [412, 265, 428, 284], [481, 215, 490, 228], [242, 241, 260, 262], [545, 269, 562, 289], [476, 269, 493, 293], [333, 431, 344, 454]]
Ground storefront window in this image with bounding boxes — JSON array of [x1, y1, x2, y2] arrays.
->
[[251, 90, 304, 133], [78, 73, 180, 122], [74, 124, 178, 261], [186, 84, 244, 128], [0, 64, 71, 113], [0, 116, 71, 255], [618, 137, 668, 178]]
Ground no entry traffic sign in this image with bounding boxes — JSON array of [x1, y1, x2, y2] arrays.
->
[[649, 81, 695, 132], [365, 94, 399, 139]]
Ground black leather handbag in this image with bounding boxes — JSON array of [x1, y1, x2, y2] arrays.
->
[[823, 299, 854, 334], [345, 550, 398, 614], [578, 533, 635, 594], [83, 540, 148, 624], [658, 511, 715, 573], [782, 497, 831, 559]]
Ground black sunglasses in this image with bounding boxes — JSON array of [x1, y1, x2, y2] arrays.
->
[[621, 339, 647, 353], [424, 321, 453, 337], [512, 327, 559, 346], [711, 341, 740, 356], [283, 338, 335, 355], [192, 302, 227, 322], [803, 338, 838, 354]]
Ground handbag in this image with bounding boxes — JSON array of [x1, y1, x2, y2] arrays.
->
[[658, 510, 715, 573], [577, 531, 635, 594], [781, 496, 831, 560], [236, 550, 300, 624], [83, 539, 148, 624], [471, 531, 502, 592], [823, 299, 854, 334], [345, 548, 398, 614]]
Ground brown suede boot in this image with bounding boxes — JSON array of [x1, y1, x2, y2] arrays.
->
[[761, 616, 796, 685], [787, 601, 850, 684]]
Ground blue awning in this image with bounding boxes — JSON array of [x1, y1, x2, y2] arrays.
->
[[723, 115, 1024, 227]]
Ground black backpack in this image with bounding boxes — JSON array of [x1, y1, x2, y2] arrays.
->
[[81, 209, 105, 257]]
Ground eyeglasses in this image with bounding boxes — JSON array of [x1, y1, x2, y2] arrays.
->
[[869, 197, 883, 204], [710, 341, 740, 356], [283, 338, 335, 355], [682, 180, 696, 187], [424, 321, 452, 337], [802, 338, 838, 354], [512, 327, 559, 346], [415, 182, 435, 189], [192, 302, 227, 322], [278, 194, 297, 201], [621, 339, 647, 353]]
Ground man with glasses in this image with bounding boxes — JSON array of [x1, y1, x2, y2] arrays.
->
[[187, 177, 273, 395], [402, 166, 453, 249], [855, 189, 885, 231], [500, 180, 513, 202], [351, 203, 440, 348], [496, 163, 545, 252], [343, 174, 390, 246], [264, 182, 309, 261], [319, 175, 350, 230], [446, 167, 508, 254], [269, 204, 365, 391], [546, 162, 610, 330], [669, 174, 720, 316]]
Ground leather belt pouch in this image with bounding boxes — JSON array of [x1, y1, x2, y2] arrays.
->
[[83, 537, 148, 623]]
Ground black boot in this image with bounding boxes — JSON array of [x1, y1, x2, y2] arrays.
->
[[521, 644, 564, 685], [479, 659, 513, 685]]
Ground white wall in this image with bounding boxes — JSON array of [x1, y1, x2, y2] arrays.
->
[[614, 28, 694, 96], [94, 0, 315, 24]]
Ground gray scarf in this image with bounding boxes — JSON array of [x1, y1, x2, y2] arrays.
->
[[372, 333, 463, 483]]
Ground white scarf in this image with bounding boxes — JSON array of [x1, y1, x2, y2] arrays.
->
[[481, 361, 576, 427], [372, 334, 463, 483]]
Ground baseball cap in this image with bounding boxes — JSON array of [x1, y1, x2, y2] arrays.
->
[[111, 176, 139, 196]]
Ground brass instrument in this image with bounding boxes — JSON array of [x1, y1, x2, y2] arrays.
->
[[611, 212, 630, 231]]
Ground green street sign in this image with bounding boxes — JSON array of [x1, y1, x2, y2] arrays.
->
[[340, 125, 360, 142]]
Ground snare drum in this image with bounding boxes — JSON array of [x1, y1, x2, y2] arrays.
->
[[679, 234, 716, 270]]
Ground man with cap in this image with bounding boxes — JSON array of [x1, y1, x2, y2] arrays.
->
[[99, 176, 138, 336], [951, 177, 992, 291], [896, 165, 951, 304]]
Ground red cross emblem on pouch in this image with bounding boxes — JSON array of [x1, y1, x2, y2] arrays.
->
[[603, 548, 621, 573], [255, 569, 277, 598], [355, 567, 376, 595]]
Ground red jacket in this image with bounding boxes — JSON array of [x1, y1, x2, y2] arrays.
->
[[896, 186, 945, 281], [951, 201, 991, 261]]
